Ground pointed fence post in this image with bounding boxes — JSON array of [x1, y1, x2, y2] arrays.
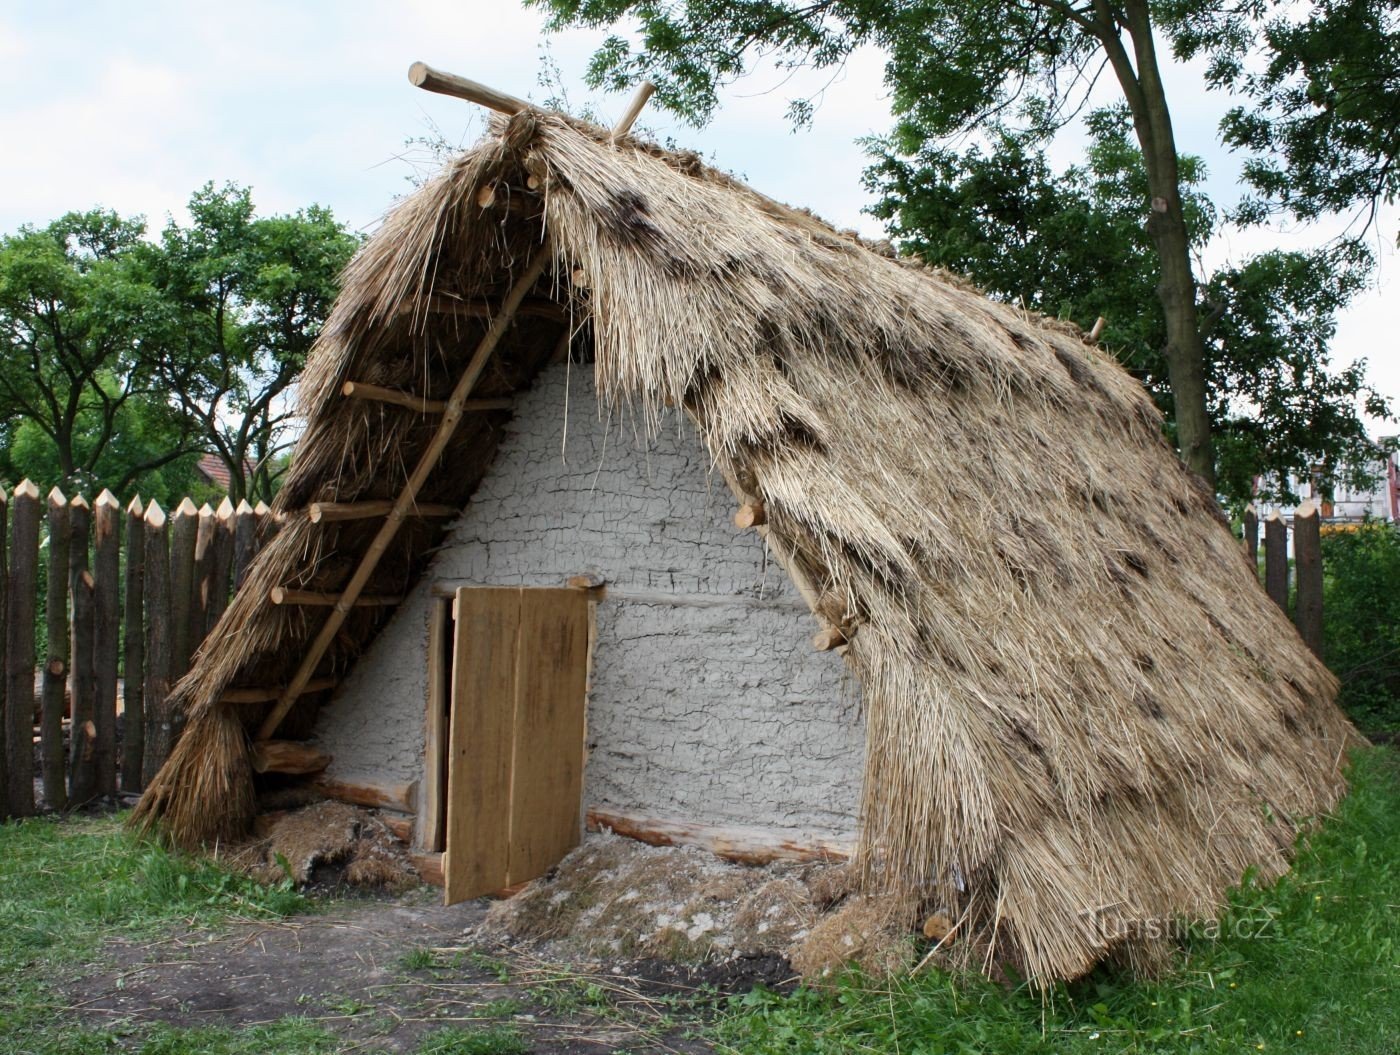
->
[[67, 495, 97, 805], [121, 496, 145, 793], [253, 501, 279, 550], [1263, 511, 1289, 612], [1242, 504, 1258, 571], [5, 480, 40, 815], [232, 499, 257, 589], [1294, 500, 1323, 658], [41, 488, 69, 810], [92, 490, 121, 798], [193, 502, 216, 641], [142, 501, 172, 784], [206, 497, 234, 634], [169, 498, 199, 688], [0, 486, 8, 820]]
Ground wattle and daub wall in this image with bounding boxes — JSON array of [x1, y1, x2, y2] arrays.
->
[[316, 363, 863, 840]]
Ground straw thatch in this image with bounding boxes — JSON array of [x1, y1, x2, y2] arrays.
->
[[134, 107, 1357, 982]]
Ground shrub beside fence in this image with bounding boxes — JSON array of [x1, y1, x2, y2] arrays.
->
[[0, 485, 273, 820]]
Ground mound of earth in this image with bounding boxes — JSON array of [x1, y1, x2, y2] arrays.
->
[[475, 831, 920, 977], [226, 800, 419, 892]]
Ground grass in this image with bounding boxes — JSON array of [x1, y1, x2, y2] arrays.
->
[[717, 746, 1400, 1054], [0, 811, 313, 1055]]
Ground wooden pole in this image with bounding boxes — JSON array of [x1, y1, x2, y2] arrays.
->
[[206, 497, 234, 634], [342, 381, 447, 414], [1294, 500, 1324, 658], [67, 495, 96, 805], [142, 501, 172, 784], [611, 80, 656, 139], [92, 490, 121, 799], [1263, 511, 1289, 612], [41, 489, 69, 810], [270, 587, 402, 608], [0, 486, 8, 820], [1243, 503, 1258, 571], [257, 245, 554, 741], [168, 498, 199, 685], [407, 62, 530, 114], [120, 495, 145, 792], [193, 501, 216, 641], [232, 498, 257, 589], [5, 480, 40, 815]]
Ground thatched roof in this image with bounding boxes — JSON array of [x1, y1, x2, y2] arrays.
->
[[135, 108, 1356, 982]]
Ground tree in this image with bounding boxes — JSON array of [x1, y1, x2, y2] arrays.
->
[[148, 184, 360, 504], [866, 108, 1389, 505], [532, 0, 1237, 483], [1165, 0, 1400, 229], [0, 210, 199, 495]]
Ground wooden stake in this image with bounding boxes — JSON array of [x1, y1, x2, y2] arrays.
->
[[270, 587, 402, 608], [408, 63, 531, 114], [68, 499, 98, 806], [41, 489, 69, 809], [1294, 500, 1323, 658], [1263, 511, 1289, 611], [611, 80, 656, 139], [121, 496, 145, 793], [308, 500, 459, 524], [1242, 503, 1259, 568], [206, 497, 235, 634], [257, 245, 555, 741], [92, 489, 121, 799], [232, 498, 257, 589], [168, 498, 199, 685], [142, 501, 173, 785], [5, 480, 40, 815], [734, 501, 767, 529], [0, 486, 7, 819]]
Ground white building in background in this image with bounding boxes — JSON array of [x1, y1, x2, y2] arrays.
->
[[1253, 446, 1399, 525]]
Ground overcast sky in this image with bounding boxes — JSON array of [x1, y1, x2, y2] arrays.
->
[[1, 1, 1393, 427]]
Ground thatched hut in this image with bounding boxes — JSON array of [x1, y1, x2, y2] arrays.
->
[[135, 80, 1356, 983]]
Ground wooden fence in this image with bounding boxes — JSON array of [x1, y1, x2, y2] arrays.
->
[[0, 484, 275, 820], [1242, 499, 1324, 658]]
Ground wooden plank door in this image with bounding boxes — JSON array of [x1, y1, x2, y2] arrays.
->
[[444, 587, 590, 904]]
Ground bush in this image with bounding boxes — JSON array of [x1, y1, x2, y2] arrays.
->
[[1321, 521, 1400, 732]]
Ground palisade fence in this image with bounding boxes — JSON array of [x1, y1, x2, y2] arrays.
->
[[1241, 500, 1325, 658], [0, 484, 277, 820]]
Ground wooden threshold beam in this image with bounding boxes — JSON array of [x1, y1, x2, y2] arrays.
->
[[221, 677, 337, 705], [270, 587, 403, 608], [308, 500, 458, 524], [341, 381, 512, 415], [587, 809, 853, 865], [255, 243, 555, 742]]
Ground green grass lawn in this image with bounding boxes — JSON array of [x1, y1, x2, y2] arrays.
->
[[2, 747, 1395, 1054], [717, 746, 1399, 1055]]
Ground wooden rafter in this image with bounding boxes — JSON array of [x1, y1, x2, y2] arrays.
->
[[340, 381, 513, 415], [254, 245, 555, 741], [308, 500, 458, 524], [270, 587, 403, 608]]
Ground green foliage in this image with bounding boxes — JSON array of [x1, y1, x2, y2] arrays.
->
[[413, 1025, 527, 1055], [1322, 523, 1400, 732], [718, 747, 1400, 1054], [1166, 0, 1400, 227], [865, 108, 1388, 505]]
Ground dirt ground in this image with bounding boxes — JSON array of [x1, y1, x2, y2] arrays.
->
[[62, 887, 795, 1053]]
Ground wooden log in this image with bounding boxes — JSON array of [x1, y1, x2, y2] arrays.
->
[[142, 501, 173, 785], [257, 245, 555, 741], [168, 498, 199, 684], [734, 501, 767, 529], [92, 489, 121, 799], [410, 851, 444, 887], [1087, 316, 1107, 344], [1243, 503, 1259, 569], [41, 489, 70, 809], [812, 626, 849, 652], [219, 677, 337, 705], [407, 62, 530, 115], [1294, 500, 1324, 658], [269, 587, 403, 608], [566, 572, 606, 591], [382, 813, 414, 844], [232, 498, 257, 590], [586, 809, 854, 865], [416, 597, 451, 853], [68, 551, 98, 808], [341, 380, 515, 416], [4, 480, 40, 815], [0, 486, 7, 819], [120, 496, 144, 793], [250, 740, 332, 775], [205, 497, 234, 634], [312, 777, 417, 813], [1263, 511, 1289, 612], [611, 80, 656, 139], [192, 502, 216, 641], [307, 500, 459, 524]]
